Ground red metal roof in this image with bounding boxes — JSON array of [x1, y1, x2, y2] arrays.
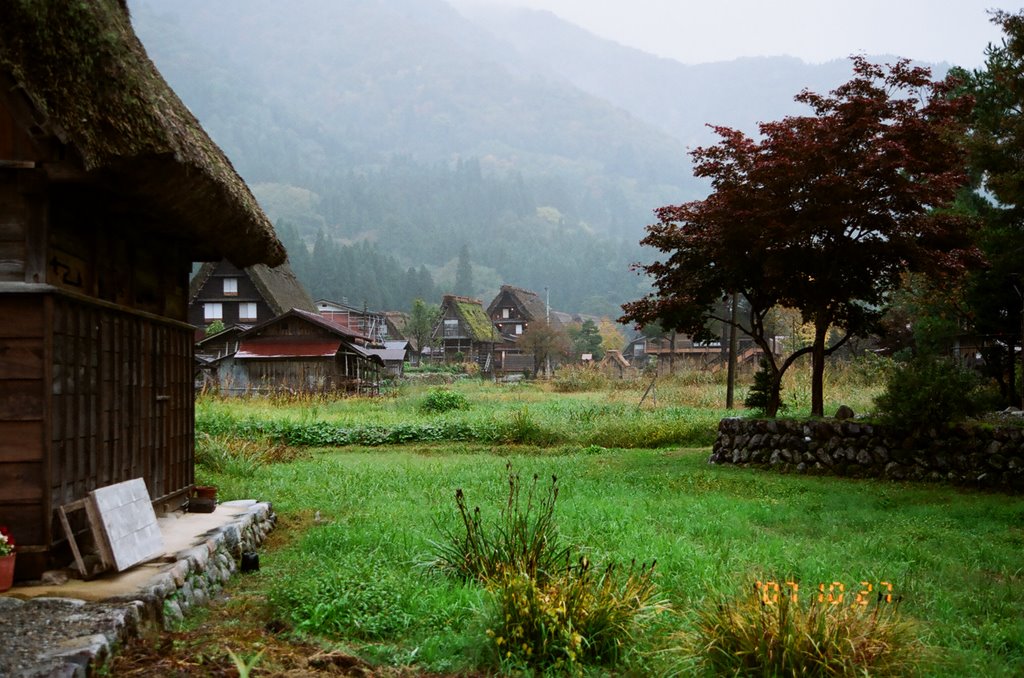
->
[[235, 337, 341, 359]]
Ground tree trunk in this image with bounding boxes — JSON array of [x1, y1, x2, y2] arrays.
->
[[669, 331, 676, 376], [811, 320, 828, 417], [766, 367, 783, 417], [1009, 339, 1019, 409]]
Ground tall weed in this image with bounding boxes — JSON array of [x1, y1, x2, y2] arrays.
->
[[431, 466, 569, 582]]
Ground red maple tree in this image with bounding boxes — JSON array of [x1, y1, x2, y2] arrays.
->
[[622, 57, 978, 416]]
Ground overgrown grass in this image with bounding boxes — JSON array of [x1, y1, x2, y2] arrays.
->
[[201, 443, 1024, 676], [196, 381, 729, 449]]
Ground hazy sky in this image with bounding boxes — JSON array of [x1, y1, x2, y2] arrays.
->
[[466, 0, 1011, 69]]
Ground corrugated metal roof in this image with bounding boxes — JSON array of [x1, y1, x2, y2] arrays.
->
[[236, 338, 340, 359], [365, 346, 408, 363]]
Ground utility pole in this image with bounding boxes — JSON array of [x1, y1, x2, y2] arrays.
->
[[726, 291, 739, 409], [544, 286, 551, 378], [1017, 283, 1024, 410]]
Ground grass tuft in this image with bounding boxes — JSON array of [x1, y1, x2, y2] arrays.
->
[[690, 582, 922, 676]]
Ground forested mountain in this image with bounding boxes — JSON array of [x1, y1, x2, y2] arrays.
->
[[129, 0, 945, 316]]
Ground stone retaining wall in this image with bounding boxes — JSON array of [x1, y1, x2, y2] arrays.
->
[[711, 418, 1024, 491], [1, 500, 275, 677]]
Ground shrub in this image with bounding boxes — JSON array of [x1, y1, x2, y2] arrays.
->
[[552, 364, 609, 392], [420, 388, 471, 414], [744, 358, 784, 416], [485, 558, 663, 672], [194, 433, 304, 476], [431, 467, 569, 582], [873, 356, 986, 428], [432, 467, 665, 673], [691, 583, 921, 677]]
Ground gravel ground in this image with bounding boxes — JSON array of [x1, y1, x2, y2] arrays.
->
[[0, 596, 143, 677]]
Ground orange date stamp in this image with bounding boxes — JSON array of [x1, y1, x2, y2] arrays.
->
[[755, 580, 895, 606]]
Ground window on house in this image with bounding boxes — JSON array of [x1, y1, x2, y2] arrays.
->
[[502, 308, 511, 319], [204, 303, 223, 321], [515, 323, 523, 335], [223, 278, 238, 296], [443, 319, 459, 338], [238, 302, 258, 322]]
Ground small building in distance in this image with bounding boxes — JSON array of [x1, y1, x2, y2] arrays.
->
[[432, 294, 497, 367], [190, 260, 316, 338], [487, 284, 554, 340], [213, 309, 383, 395]]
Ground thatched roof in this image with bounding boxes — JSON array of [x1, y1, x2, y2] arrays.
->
[[441, 295, 498, 342], [190, 261, 316, 315], [0, 0, 284, 267], [487, 284, 557, 326]]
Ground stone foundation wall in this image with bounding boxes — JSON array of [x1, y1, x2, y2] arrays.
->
[[1, 500, 276, 677], [711, 418, 1024, 491]]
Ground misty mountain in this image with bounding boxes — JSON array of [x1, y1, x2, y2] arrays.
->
[[126, 0, 950, 316], [453, 3, 951, 149]]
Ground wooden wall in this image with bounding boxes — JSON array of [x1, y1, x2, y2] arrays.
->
[[50, 293, 193, 504], [0, 291, 194, 577], [0, 295, 47, 573]]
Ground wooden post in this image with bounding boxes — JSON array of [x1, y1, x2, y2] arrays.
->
[[726, 292, 739, 409]]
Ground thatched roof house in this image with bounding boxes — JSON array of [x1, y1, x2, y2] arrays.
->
[[190, 260, 316, 336], [0, 0, 284, 267], [487, 284, 560, 342], [0, 0, 284, 579], [432, 294, 497, 366]]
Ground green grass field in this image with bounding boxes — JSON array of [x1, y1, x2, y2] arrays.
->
[[191, 375, 1024, 676]]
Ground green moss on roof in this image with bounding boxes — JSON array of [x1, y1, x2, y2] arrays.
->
[[0, 0, 284, 267], [455, 300, 497, 342]]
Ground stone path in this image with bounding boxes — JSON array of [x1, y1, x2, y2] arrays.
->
[[0, 500, 275, 678]]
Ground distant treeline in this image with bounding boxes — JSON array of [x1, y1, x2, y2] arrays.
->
[[272, 158, 651, 315]]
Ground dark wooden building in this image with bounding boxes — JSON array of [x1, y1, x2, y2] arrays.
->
[[212, 309, 383, 395], [432, 295, 497, 366], [486, 285, 564, 375], [0, 1, 285, 579], [189, 260, 316, 336], [487, 284, 554, 341]]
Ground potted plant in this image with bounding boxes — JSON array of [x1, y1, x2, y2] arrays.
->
[[193, 485, 218, 501], [0, 526, 16, 592]]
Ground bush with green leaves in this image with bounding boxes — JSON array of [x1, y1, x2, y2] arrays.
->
[[691, 582, 921, 676], [419, 387, 471, 414], [873, 355, 987, 428], [270, 564, 413, 640]]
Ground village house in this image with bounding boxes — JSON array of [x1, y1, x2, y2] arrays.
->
[[210, 308, 383, 396], [486, 284, 571, 375], [431, 294, 497, 367], [189, 259, 316, 338], [0, 1, 285, 579], [625, 333, 760, 373], [316, 298, 389, 343]]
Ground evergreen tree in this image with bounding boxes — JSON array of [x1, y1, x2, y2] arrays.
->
[[569, 319, 605, 360]]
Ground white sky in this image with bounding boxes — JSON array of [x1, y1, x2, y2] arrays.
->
[[466, 0, 1012, 69]]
